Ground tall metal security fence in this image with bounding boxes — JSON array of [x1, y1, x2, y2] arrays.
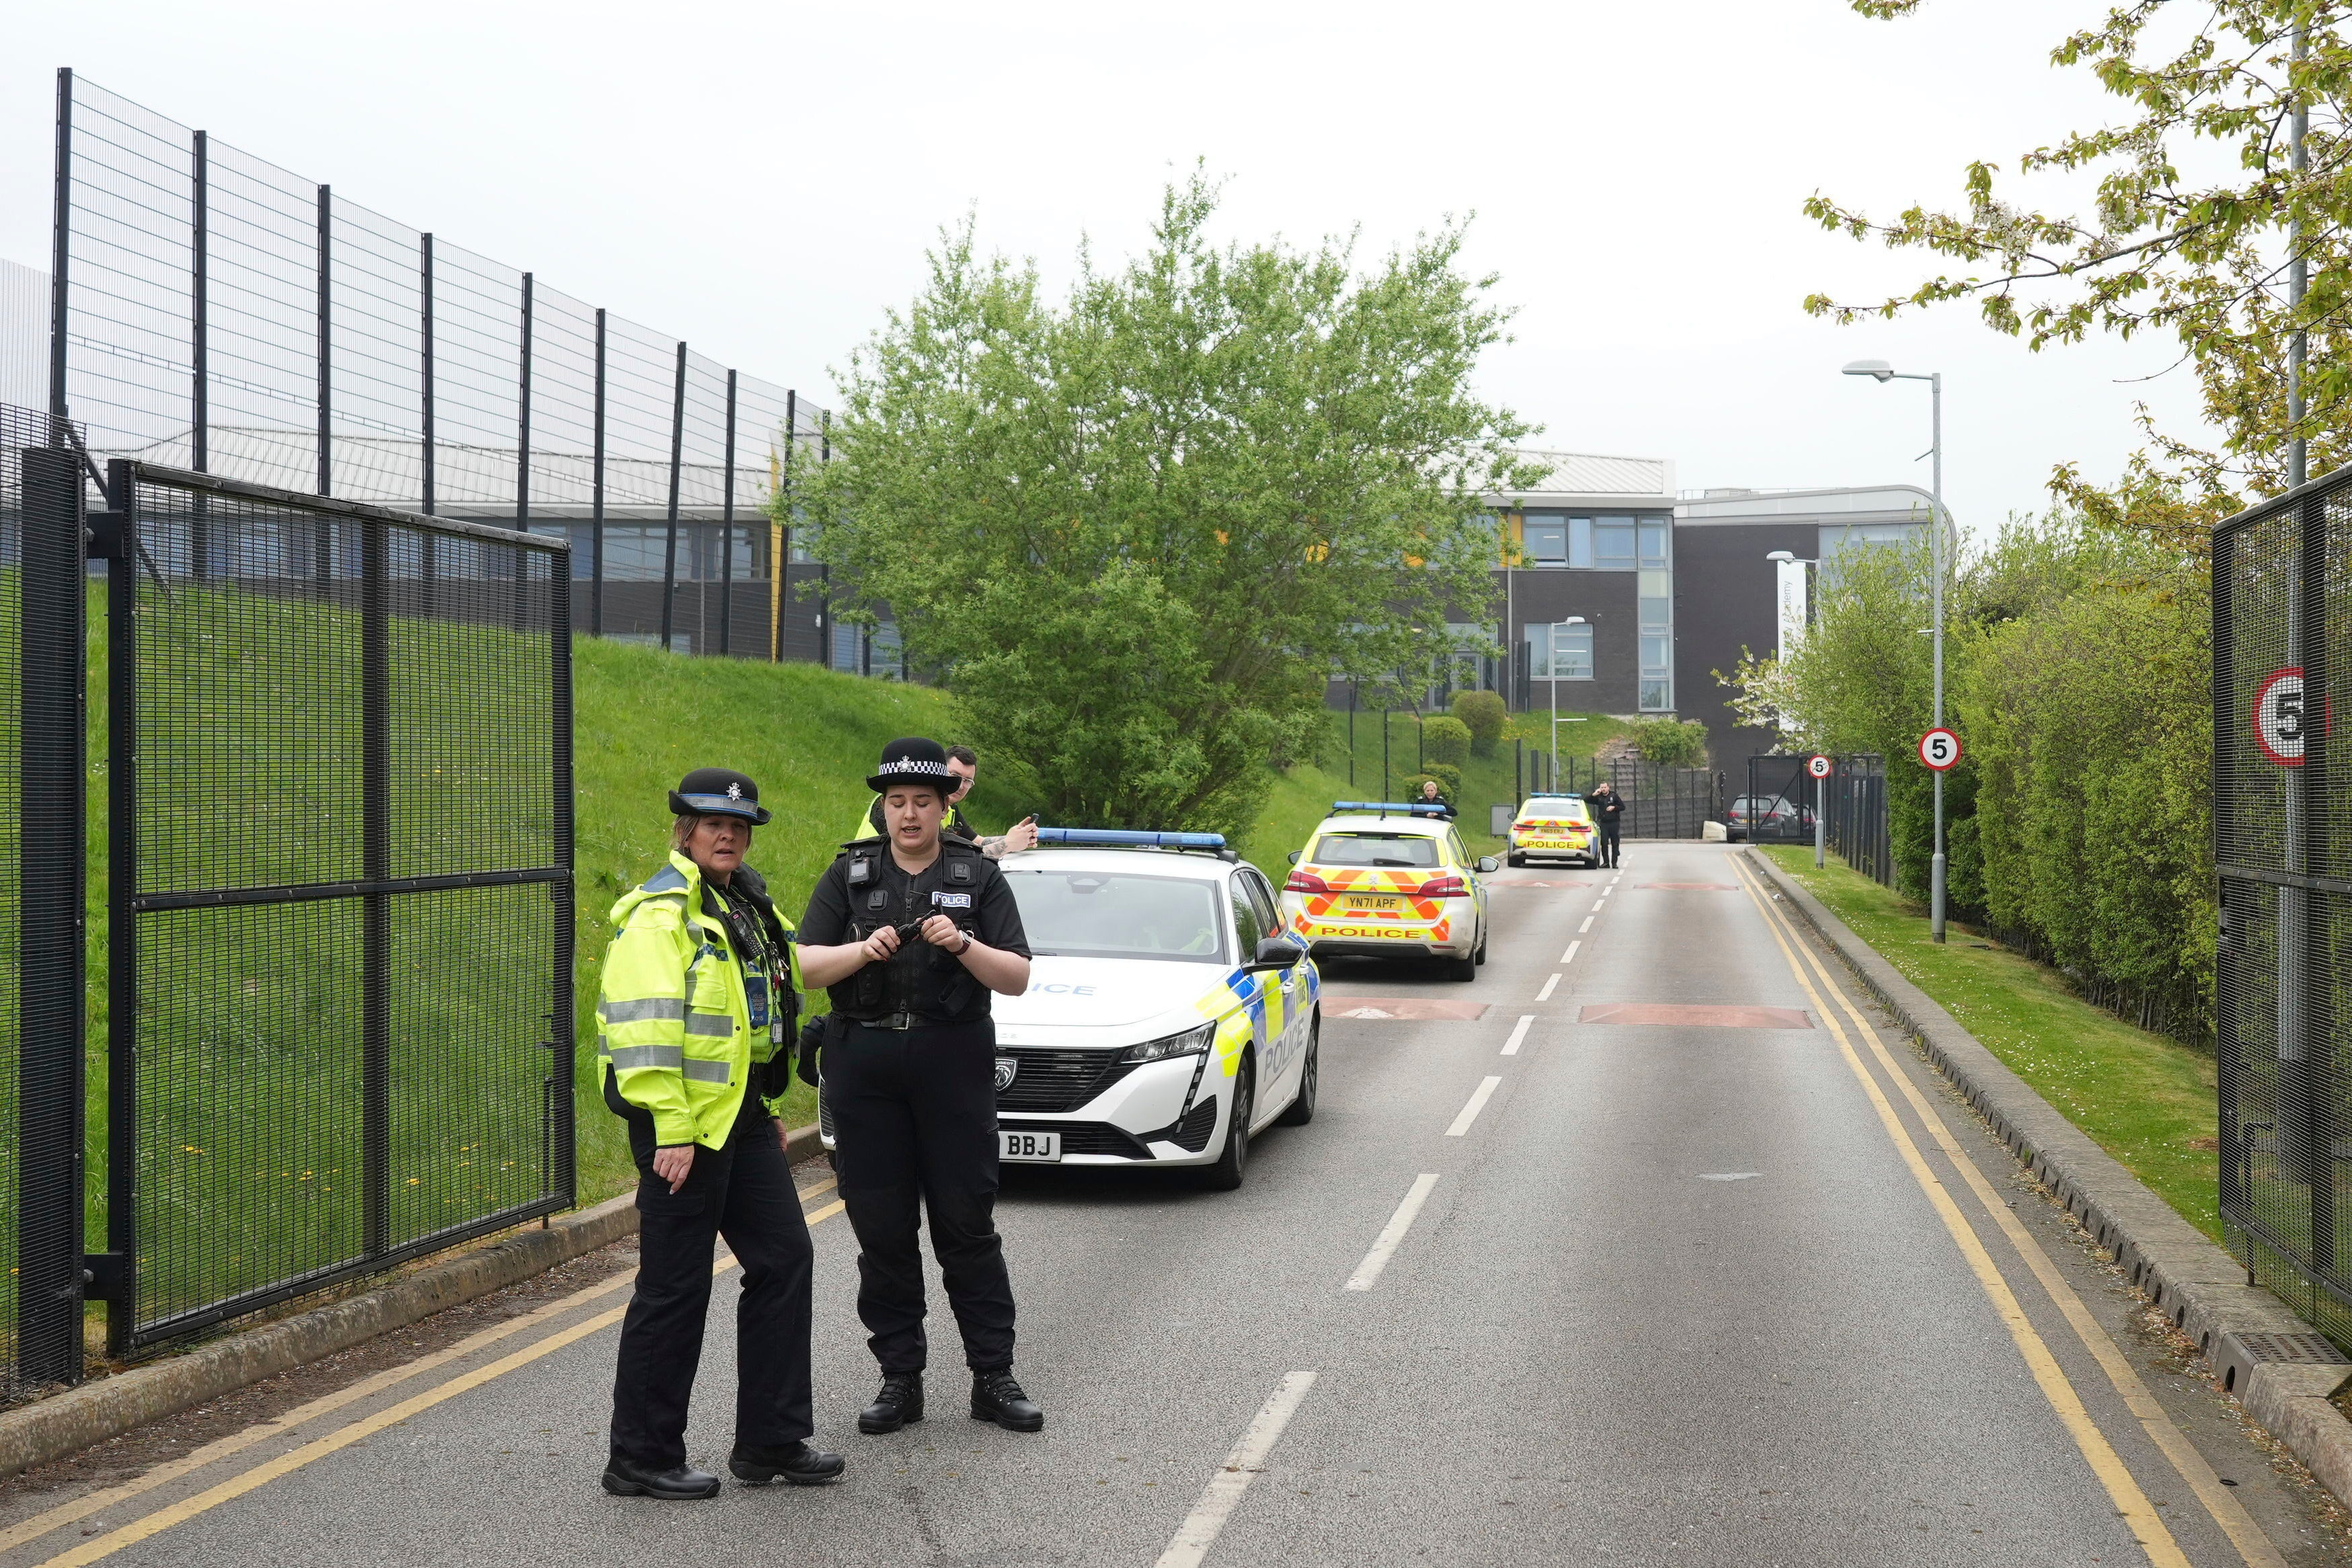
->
[[89, 453, 573, 1353], [1824, 754, 1893, 888], [1741, 756, 1814, 845], [47, 69, 838, 664], [5, 405, 88, 1399], [2213, 465, 2352, 1347], [1511, 750, 1720, 838]]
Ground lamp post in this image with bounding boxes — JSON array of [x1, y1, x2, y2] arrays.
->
[[1547, 617, 1587, 781], [1843, 358, 1948, 941], [1766, 549, 1827, 869]]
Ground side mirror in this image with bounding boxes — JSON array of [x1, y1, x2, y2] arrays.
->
[[1251, 937, 1304, 970], [1287, 850, 1302, 865], [1475, 857, 1499, 874]]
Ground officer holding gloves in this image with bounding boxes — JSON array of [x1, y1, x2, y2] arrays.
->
[[597, 769, 844, 1500], [797, 738, 1042, 1436]]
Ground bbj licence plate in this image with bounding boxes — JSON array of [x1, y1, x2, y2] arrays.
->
[[999, 1130, 1062, 1163], [1343, 895, 1401, 910]]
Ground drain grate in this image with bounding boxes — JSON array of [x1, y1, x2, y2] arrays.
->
[[2236, 1332, 2350, 1366]]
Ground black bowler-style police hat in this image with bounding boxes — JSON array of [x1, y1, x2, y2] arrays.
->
[[866, 736, 954, 796], [668, 767, 772, 826]]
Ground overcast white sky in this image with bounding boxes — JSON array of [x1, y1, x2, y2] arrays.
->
[[1, 1, 2218, 533]]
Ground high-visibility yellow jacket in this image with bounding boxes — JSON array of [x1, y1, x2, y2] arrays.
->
[[596, 851, 798, 1148]]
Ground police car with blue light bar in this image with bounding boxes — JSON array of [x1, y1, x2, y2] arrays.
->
[[814, 826, 1320, 1190]]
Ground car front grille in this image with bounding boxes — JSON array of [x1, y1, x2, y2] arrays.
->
[[998, 1118, 1152, 1159], [995, 1048, 1140, 1113]]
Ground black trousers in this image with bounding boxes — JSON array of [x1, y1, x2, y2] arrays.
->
[[1598, 821, 1621, 867], [828, 1019, 1017, 1374], [607, 1087, 814, 1468]]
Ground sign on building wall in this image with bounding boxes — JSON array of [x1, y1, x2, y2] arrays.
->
[[1776, 557, 1809, 660]]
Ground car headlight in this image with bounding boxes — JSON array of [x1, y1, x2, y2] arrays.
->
[[1119, 1022, 1216, 1065]]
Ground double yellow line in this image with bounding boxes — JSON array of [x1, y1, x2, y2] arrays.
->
[[9, 1179, 847, 1568], [1728, 854, 2280, 1568]]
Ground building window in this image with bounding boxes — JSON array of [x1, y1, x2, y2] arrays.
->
[[1594, 516, 1636, 570], [1638, 567, 1672, 711], [1569, 516, 1594, 568], [1525, 621, 1593, 681], [1639, 518, 1670, 568], [1523, 513, 1567, 565]]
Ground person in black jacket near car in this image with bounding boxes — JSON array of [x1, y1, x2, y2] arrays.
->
[[1586, 779, 1625, 869], [796, 738, 1040, 1438]]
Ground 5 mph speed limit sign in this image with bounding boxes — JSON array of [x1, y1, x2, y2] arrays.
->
[[2256, 666, 2306, 767], [1919, 728, 1962, 772], [1806, 754, 1832, 780]]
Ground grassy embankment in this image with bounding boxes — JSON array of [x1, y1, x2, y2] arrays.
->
[[1758, 844, 2221, 1241]]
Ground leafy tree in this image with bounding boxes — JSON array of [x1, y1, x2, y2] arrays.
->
[[790, 175, 1541, 838], [1422, 715, 1473, 768], [1629, 717, 1710, 769], [1450, 689, 1507, 756], [1809, 1, 2352, 530]]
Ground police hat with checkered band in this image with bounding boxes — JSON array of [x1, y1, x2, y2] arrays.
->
[[865, 736, 955, 797], [668, 767, 772, 826]]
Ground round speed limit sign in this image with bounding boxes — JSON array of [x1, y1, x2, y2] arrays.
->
[[1918, 728, 1962, 772], [2256, 666, 2306, 767], [1806, 754, 1833, 780]]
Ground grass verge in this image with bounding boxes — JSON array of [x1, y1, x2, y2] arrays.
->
[[1758, 844, 2222, 1242]]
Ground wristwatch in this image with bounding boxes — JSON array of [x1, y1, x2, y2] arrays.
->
[[955, 930, 974, 956]]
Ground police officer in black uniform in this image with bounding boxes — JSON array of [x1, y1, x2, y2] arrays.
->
[[796, 738, 1043, 1434]]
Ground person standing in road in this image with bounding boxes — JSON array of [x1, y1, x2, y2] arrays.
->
[[597, 769, 845, 1500], [850, 744, 1038, 859], [1587, 779, 1625, 869], [797, 738, 1042, 1435]]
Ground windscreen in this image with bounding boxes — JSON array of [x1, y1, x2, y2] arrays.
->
[[1522, 799, 1590, 824], [1002, 870, 1228, 963], [1310, 832, 1442, 868]]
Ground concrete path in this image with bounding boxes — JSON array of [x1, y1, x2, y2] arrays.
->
[[3, 842, 2343, 1566]]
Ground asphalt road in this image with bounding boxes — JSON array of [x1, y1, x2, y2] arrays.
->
[[5, 841, 2347, 1567]]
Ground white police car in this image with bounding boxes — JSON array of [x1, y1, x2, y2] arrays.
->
[[821, 827, 1321, 1190]]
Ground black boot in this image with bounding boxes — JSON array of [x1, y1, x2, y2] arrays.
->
[[729, 1440, 846, 1486], [600, 1454, 721, 1499], [859, 1371, 925, 1434], [970, 1369, 1044, 1433]]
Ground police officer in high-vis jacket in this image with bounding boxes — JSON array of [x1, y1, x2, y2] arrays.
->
[[598, 768, 845, 1499], [797, 738, 1041, 1434]]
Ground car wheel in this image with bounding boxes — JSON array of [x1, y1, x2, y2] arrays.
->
[[1474, 925, 1489, 965], [1446, 950, 1477, 982], [1506, 851, 1525, 867], [1202, 1065, 1253, 1191], [1275, 1019, 1318, 1126]]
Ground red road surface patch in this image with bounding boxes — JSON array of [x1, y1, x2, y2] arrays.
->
[[1325, 998, 1493, 1021], [1577, 1003, 1812, 1029], [1635, 883, 1739, 892], [1491, 880, 1595, 890]]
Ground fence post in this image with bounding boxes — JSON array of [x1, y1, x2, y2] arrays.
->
[[2214, 532, 2242, 1221], [773, 388, 795, 662], [514, 272, 533, 633], [19, 444, 87, 1387], [103, 459, 139, 1354], [660, 341, 685, 653], [549, 547, 577, 1207], [721, 369, 736, 658], [315, 184, 331, 502], [2297, 487, 2333, 1268], [361, 512, 389, 1263], [48, 69, 71, 424], [190, 129, 209, 578], [590, 309, 605, 637]]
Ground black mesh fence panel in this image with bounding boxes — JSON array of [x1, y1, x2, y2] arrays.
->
[[2216, 470, 2352, 1347], [6, 403, 88, 1395], [1824, 754, 1893, 888], [1741, 756, 1814, 845], [110, 463, 572, 1350]]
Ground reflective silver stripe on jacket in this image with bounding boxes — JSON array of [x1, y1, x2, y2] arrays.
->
[[684, 1012, 734, 1038], [681, 1058, 732, 1085], [602, 1044, 686, 1071], [598, 997, 687, 1024]]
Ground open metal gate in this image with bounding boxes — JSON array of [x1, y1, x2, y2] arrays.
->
[[2214, 463, 2352, 1346]]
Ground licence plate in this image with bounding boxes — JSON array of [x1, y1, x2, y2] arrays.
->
[[1344, 895, 1401, 910], [999, 1130, 1062, 1163]]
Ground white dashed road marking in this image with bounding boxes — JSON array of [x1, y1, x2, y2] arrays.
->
[[1501, 1014, 1534, 1055], [1154, 1372, 1321, 1568], [1446, 1076, 1503, 1137], [1535, 974, 1559, 1002], [1345, 1174, 1442, 1292]]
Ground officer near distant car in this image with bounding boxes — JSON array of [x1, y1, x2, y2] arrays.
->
[[797, 738, 1042, 1436], [1587, 778, 1624, 868], [596, 768, 843, 1500]]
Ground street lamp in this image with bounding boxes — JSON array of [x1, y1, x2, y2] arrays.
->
[[1842, 357, 1949, 942], [1547, 617, 1587, 783]]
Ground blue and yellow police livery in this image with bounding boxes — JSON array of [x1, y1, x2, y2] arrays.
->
[[964, 828, 1318, 1191]]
